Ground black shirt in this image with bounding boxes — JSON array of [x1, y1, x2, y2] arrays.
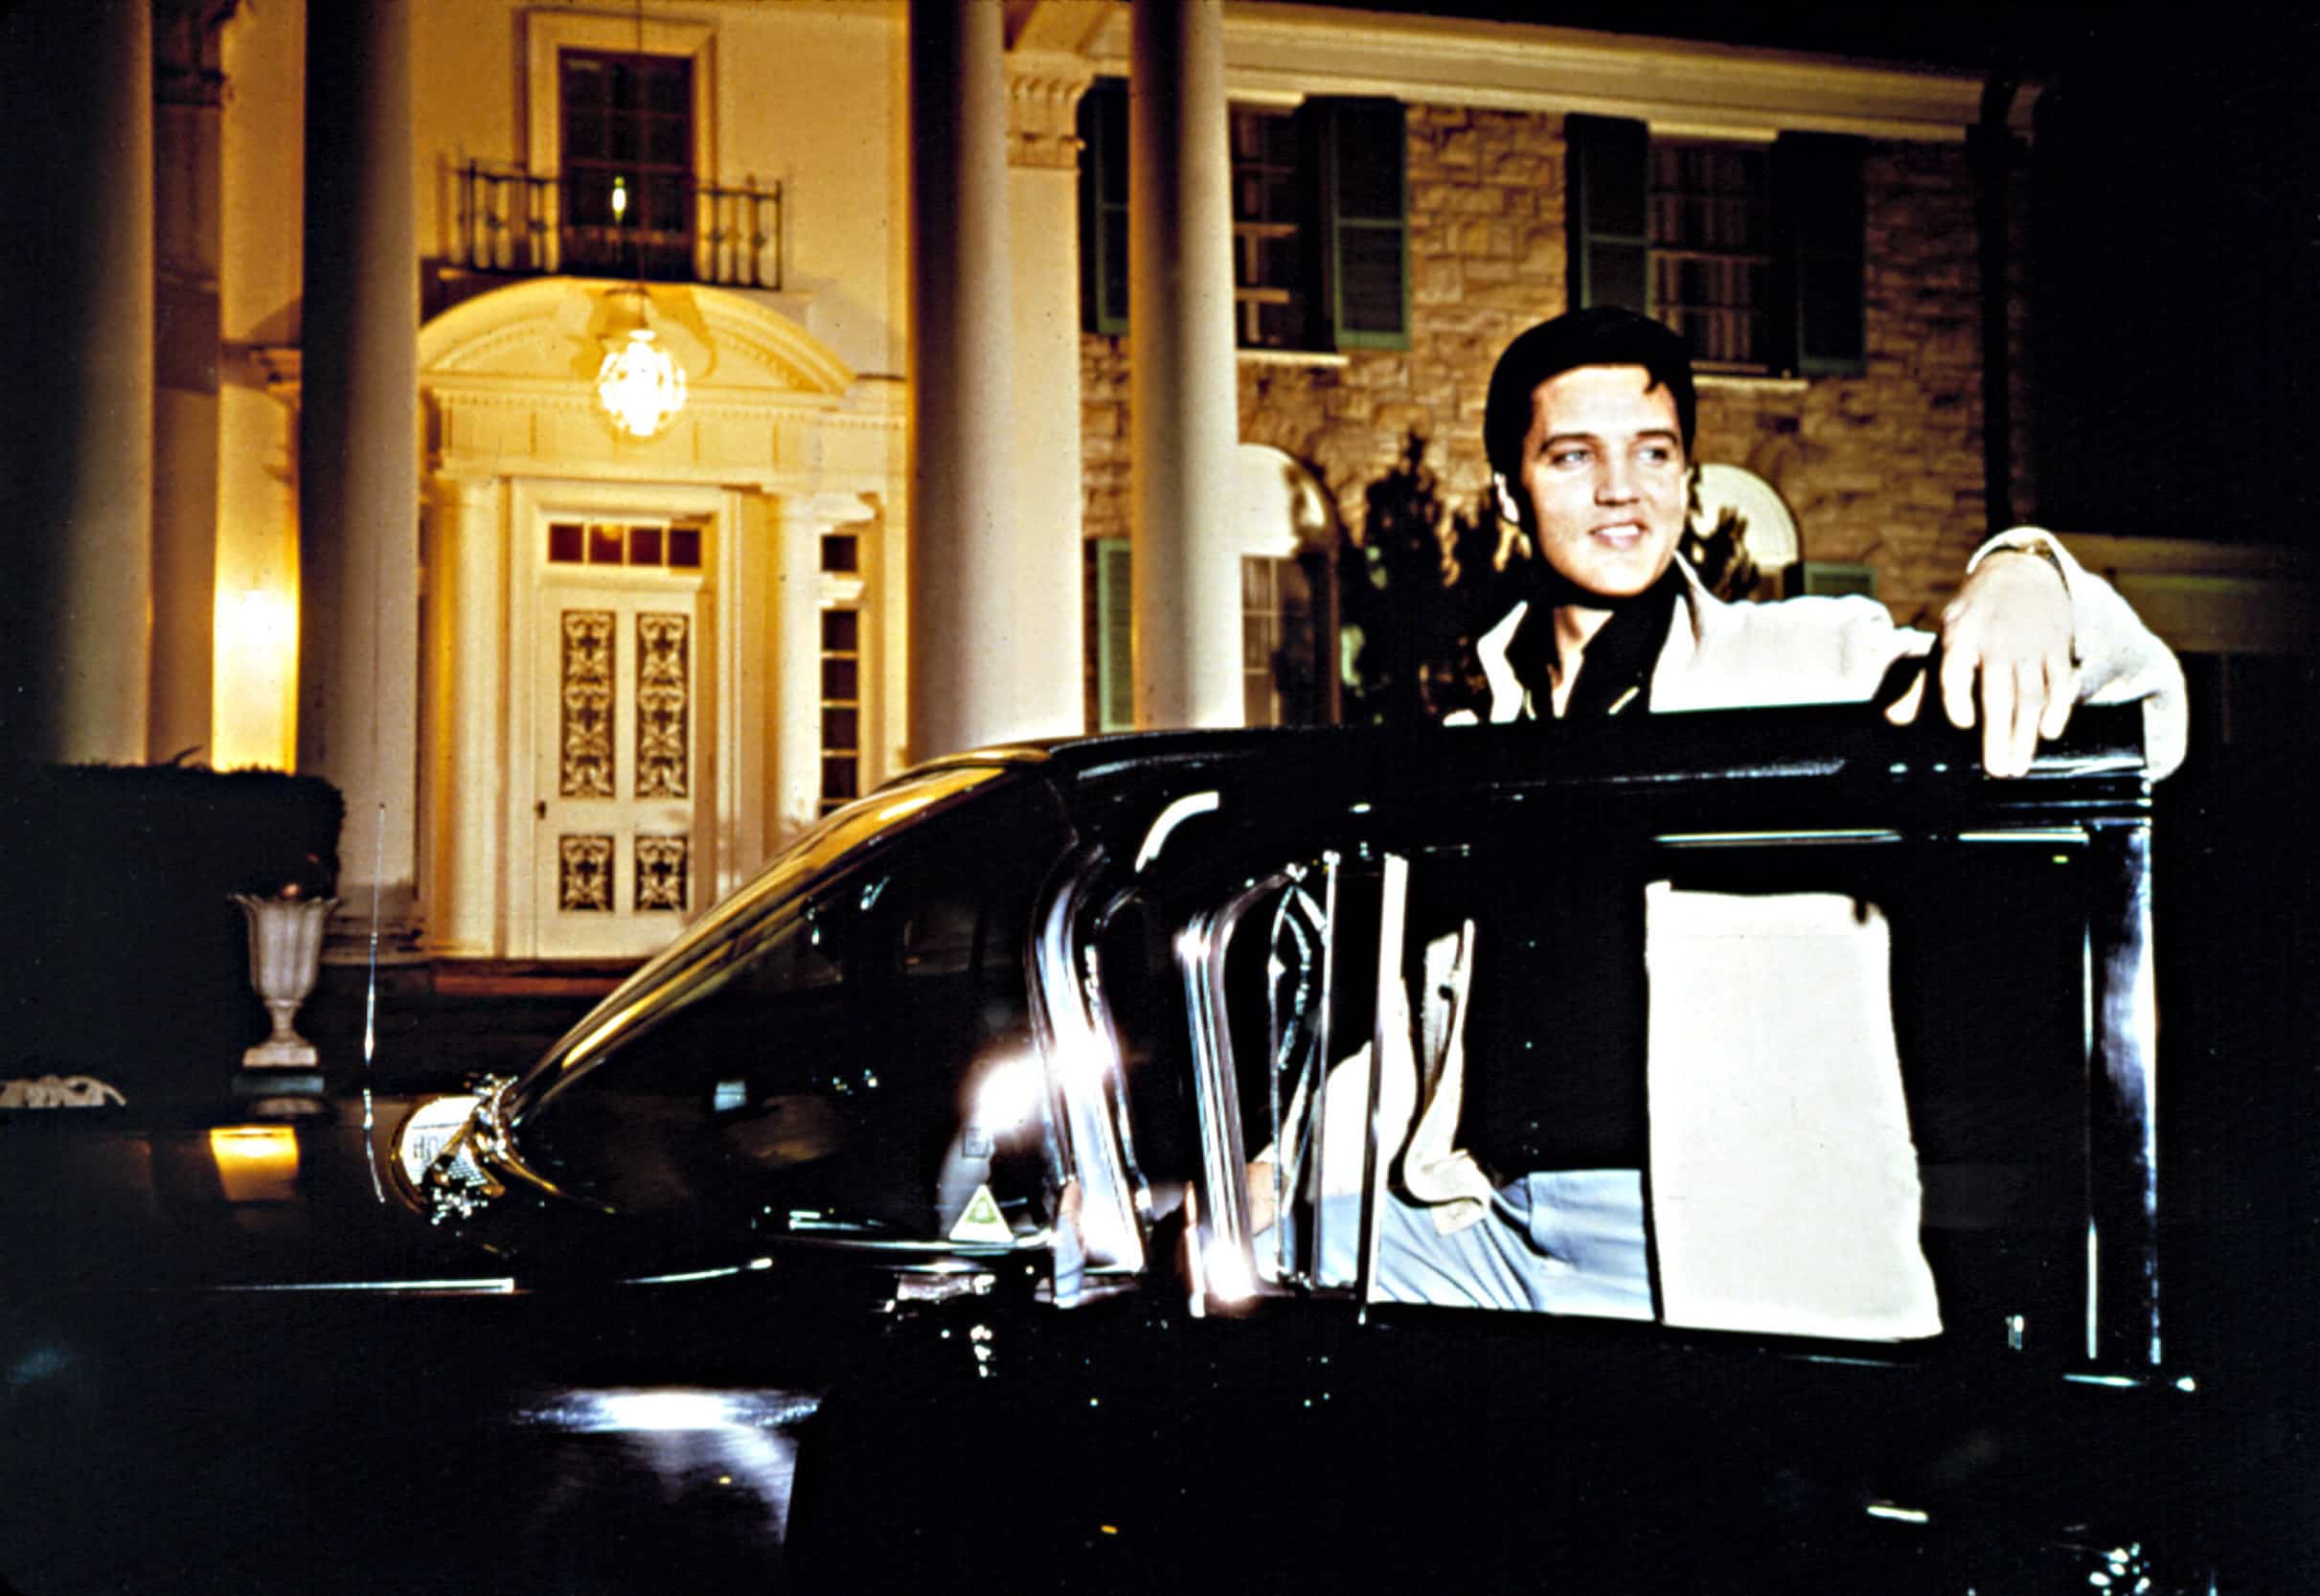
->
[[1455, 569, 1683, 1177]]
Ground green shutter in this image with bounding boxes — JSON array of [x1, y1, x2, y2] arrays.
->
[[1078, 79, 1129, 334], [1773, 132, 1865, 377], [1318, 99, 1409, 350], [1565, 113, 1649, 316], [1091, 537, 1134, 731]]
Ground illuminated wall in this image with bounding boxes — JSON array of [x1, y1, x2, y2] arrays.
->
[[212, 0, 305, 771]]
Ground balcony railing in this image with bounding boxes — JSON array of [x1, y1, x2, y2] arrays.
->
[[451, 160, 783, 290]]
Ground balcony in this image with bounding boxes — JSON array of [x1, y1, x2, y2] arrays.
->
[[449, 160, 783, 289]]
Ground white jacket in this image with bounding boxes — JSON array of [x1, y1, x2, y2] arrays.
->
[[1400, 531, 2186, 1338], [1469, 529, 2188, 778]]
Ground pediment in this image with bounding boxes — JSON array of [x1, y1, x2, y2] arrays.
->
[[419, 277, 853, 399]]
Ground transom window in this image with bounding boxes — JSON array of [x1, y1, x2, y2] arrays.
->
[[547, 520, 704, 570]]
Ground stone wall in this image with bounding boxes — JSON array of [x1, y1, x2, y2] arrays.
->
[[1081, 107, 2017, 633]]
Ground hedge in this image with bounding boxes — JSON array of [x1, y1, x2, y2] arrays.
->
[[0, 764, 344, 1099]]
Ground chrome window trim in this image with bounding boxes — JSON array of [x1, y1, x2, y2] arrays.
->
[[1030, 847, 1148, 1284]]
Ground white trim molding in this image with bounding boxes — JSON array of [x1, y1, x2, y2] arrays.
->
[[1048, 0, 2036, 143]]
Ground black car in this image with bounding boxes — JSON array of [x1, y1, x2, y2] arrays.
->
[[0, 706, 2281, 1594]]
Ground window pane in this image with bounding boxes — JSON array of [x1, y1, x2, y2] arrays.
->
[[821, 609, 859, 652], [667, 525, 701, 568], [566, 110, 605, 162], [548, 523, 584, 563], [821, 534, 859, 574], [560, 52, 694, 284], [629, 525, 663, 566], [588, 524, 624, 565]]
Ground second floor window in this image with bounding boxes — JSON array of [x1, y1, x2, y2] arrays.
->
[[1649, 142, 1773, 369], [561, 50, 694, 281], [1080, 80, 1410, 352], [1569, 114, 1866, 378]]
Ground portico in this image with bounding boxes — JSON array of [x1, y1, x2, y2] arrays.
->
[[417, 278, 903, 959]]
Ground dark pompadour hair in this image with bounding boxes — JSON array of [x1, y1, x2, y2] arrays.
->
[[1483, 307, 1696, 482]]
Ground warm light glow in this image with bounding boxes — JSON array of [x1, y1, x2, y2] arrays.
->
[[209, 1125, 300, 1203], [212, 581, 298, 769], [597, 328, 688, 438]]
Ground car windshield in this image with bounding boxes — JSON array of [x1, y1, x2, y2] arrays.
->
[[519, 763, 1017, 1107], [504, 761, 1076, 1244]]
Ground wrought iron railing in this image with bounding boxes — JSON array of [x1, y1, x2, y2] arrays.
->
[[451, 160, 783, 289]]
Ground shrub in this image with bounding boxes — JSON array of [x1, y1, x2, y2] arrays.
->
[[0, 764, 343, 1099]]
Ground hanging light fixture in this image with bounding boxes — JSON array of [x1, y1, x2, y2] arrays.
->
[[597, 289, 688, 438], [596, 0, 687, 439]]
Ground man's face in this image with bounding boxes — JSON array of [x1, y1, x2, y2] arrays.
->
[[1496, 364, 1688, 604]]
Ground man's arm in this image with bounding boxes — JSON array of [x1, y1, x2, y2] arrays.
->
[[1885, 528, 2188, 779]]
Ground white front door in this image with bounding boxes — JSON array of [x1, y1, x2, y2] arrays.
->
[[527, 516, 711, 958]]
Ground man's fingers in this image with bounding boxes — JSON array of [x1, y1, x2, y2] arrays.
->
[[1939, 641, 1979, 731], [1884, 668, 1927, 725], [1979, 656, 2020, 776], [2038, 658, 2078, 742]]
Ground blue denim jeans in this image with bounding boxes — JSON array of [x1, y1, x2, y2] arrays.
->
[[1310, 1169, 1653, 1319]]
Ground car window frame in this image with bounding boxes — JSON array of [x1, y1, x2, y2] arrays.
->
[[1072, 733, 2164, 1378]]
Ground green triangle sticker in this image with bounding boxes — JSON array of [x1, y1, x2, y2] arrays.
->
[[948, 1182, 1013, 1244]]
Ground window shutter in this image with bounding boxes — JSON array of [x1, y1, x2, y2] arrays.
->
[[1566, 113, 1650, 317], [1317, 98, 1409, 350], [1773, 132, 1865, 377], [1090, 537, 1135, 732], [1079, 79, 1129, 334]]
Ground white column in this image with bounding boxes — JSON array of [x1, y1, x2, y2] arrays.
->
[[421, 477, 506, 958], [907, 0, 1052, 762], [298, 0, 421, 941], [1006, 57, 1095, 739], [0, 0, 154, 764], [1129, 0, 1242, 730]]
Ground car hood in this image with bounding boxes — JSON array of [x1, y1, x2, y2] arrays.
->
[[0, 1096, 512, 1295]]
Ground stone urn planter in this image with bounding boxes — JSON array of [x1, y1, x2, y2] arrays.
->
[[231, 893, 335, 1070]]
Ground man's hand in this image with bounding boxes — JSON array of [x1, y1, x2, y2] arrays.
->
[[1884, 549, 2079, 777]]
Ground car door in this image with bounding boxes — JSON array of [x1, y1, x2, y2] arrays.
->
[[1086, 718, 2199, 1592]]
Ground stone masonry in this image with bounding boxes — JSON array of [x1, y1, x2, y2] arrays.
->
[[1082, 105, 2028, 636]]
